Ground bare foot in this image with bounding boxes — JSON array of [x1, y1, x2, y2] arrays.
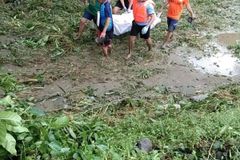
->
[[125, 53, 132, 60], [160, 44, 167, 49], [148, 46, 152, 51]]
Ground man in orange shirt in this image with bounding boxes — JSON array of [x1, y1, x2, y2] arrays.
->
[[126, 0, 156, 59], [161, 0, 195, 48]]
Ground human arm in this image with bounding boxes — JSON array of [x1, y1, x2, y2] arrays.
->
[[100, 17, 110, 38], [186, 3, 195, 18], [99, 3, 111, 38], [120, 0, 127, 10], [128, 0, 133, 11], [141, 4, 156, 34], [146, 4, 156, 26]]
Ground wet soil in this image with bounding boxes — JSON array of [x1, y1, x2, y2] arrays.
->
[[1, 32, 240, 111]]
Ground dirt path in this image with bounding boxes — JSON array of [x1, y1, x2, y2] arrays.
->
[[1, 32, 240, 111]]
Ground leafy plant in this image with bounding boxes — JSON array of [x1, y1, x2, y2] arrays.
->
[[228, 43, 240, 58], [0, 111, 28, 157], [137, 69, 153, 79], [0, 73, 18, 93]]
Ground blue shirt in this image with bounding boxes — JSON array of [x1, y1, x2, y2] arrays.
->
[[99, 1, 113, 31]]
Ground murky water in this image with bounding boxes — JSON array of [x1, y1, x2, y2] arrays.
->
[[189, 33, 240, 77], [189, 43, 240, 76]]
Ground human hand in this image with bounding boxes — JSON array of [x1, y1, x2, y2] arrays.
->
[[187, 17, 193, 23], [188, 14, 196, 23], [141, 25, 149, 35], [100, 31, 106, 38], [127, 8, 131, 13]]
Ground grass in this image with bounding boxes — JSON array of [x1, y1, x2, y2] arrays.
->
[[0, 73, 240, 159], [1, 0, 240, 159], [228, 43, 240, 58]]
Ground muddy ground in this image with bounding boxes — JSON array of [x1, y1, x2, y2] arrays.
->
[[0, 0, 240, 111]]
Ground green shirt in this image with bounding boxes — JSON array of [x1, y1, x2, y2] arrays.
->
[[85, 0, 100, 17]]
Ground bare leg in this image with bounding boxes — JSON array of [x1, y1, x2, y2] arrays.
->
[[102, 45, 108, 57], [76, 17, 88, 40], [126, 36, 136, 59], [145, 38, 152, 51], [162, 31, 173, 48], [112, 6, 121, 14]]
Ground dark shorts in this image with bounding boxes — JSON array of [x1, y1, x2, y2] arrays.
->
[[99, 28, 113, 46], [83, 10, 97, 23], [167, 17, 178, 32], [130, 21, 150, 39], [115, 0, 130, 9]]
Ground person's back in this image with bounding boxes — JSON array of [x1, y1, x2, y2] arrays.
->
[[167, 0, 188, 20], [86, 0, 100, 17], [161, 0, 195, 48], [76, 0, 100, 40]]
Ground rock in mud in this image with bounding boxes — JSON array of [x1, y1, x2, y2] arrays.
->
[[216, 150, 228, 160], [136, 138, 153, 152], [35, 96, 68, 112]]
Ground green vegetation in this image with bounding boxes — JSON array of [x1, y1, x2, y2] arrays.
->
[[0, 73, 18, 93], [1, 0, 240, 159], [0, 73, 240, 159], [229, 43, 240, 58]]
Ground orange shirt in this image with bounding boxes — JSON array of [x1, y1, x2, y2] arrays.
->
[[167, 0, 189, 20], [133, 0, 149, 23]]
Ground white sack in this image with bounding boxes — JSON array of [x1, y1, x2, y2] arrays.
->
[[112, 11, 161, 36]]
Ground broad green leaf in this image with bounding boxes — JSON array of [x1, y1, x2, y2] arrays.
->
[[0, 111, 21, 126], [96, 144, 108, 152], [0, 96, 15, 107], [24, 136, 33, 143], [60, 147, 70, 153], [0, 133, 16, 155], [48, 141, 62, 155], [17, 133, 28, 140], [73, 153, 79, 159], [0, 123, 7, 144], [6, 125, 29, 133], [48, 142, 70, 156], [52, 115, 69, 129], [67, 127, 76, 139]]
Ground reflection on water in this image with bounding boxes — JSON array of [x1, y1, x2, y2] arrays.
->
[[189, 43, 240, 76]]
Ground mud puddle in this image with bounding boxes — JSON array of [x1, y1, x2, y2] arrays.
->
[[189, 42, 240, 77], [189, 32, 240, 77], [217, 33, 240, 46], [143, 33, 240, 96]]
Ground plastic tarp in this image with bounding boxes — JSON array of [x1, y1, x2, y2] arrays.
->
[[112, 11, 161, 36]]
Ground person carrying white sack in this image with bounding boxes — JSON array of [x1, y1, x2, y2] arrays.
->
[[126, 0, 156, 59], [113, 0, 133, 14]]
